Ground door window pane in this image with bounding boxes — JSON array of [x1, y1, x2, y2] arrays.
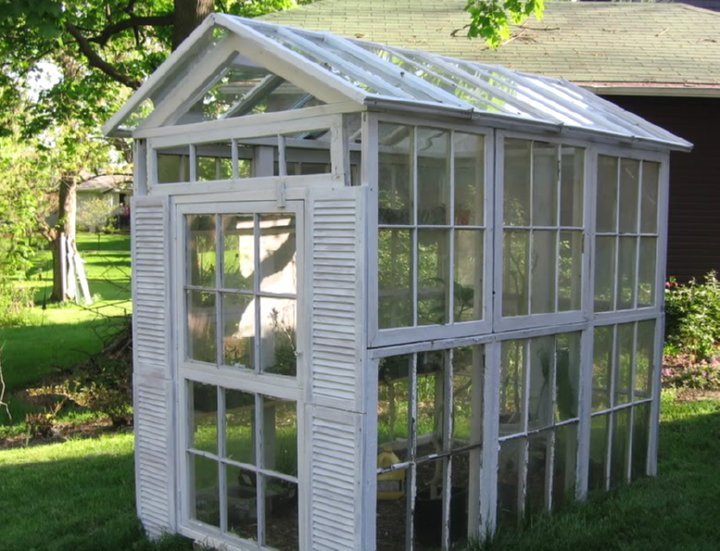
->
[[594, 236, 616, 312], [187, 290, 217, 363], [596, 155, 617, 233], [530, 231, 557, 314], [378, 355, 412, 449], [560, 146, 584, 227], [454, 133, 484, 226], [226, 464, 257, 540], [503, 230, 529, 317], [532, 143, 558, 227], [615, 324, 634, 406], [553, 423, 577, 509], [259, 297, 296, 376], [619, 158, 640, 234], [417, 229, 450, 325], [188, 215, 217, 287], [592, 326, 613, 411], [192, 454, 220, 527], [610, 409, 630, 488], [528, 337, 554, 431], [635, 320, 655, 400], [616, 236, 637, 310], [500, 341, 525, 436], [263, 476, 298, 550], [225, 389, 255, 464], [558, 231, 582, 311], [259, 214, 296, 295], [631, 404, 650, 481], [379, 123, 412, 225], [222, 293, 254, 368], [454, 229, 483, 321], [417, 128, 450, 225], [191, 382, 218, 454], [262, 397, 297, 477], [588, 414, 609, 491], [556, 332, 580, 421], [640, 162, 660, 234], [637, 237, 657, 307], [222, 214, 254, 291], [504, 139, 531, 226], [378, 228, 412, 328]]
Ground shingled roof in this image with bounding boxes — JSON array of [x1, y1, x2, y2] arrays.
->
[[261, 0, 720, 96]]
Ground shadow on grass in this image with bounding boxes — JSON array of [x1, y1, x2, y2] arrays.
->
[[0, 434, 193, 551], [477, 399, 720, 551]]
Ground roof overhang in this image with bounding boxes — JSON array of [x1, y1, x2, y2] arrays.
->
[[578, 82, 720, 99]]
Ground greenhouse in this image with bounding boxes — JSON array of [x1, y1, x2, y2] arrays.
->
[[104, 14, 691, 551]]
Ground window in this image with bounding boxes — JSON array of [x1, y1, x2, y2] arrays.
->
[[377, 123, 486, 330], [376, 345, 484, 550], [589, 321, 655, 490], [497, 332, 581, 526], [187, 381, 298, 549], [594, 156, 660, 312], [185, 212, 297, 376], [502, 139, 584, 318]]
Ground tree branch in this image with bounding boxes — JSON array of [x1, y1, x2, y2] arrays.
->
[[65, 22, 142, 89], [88, 14, 174, 47]]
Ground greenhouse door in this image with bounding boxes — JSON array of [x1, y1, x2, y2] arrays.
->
[[175, 199, 305, 551]]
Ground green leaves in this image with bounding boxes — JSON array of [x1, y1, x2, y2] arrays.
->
[[464, 0, 545, 48]]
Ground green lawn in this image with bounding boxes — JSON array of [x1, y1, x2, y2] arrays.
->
[[0, 232, 132, 426], [479, 391, 720, 550], [0, 432, 192, 551], [0, 393, 718, 549]]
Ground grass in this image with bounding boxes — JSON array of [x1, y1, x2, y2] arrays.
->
[[0, 392, 718, 549], [477, 391, 720, 550], [0, 232, 132, 427], [0, 432, 193, 551]]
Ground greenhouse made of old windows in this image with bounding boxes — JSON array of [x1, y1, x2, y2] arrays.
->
[[105, 14, 691, 551]]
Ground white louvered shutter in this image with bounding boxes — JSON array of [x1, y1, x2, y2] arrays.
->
[[307, 186, 373, 550], [131, 195, 176, 537]]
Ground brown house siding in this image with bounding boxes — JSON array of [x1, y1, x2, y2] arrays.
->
[[605, 95, 720, 282]]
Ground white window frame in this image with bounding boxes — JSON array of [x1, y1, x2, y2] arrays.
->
[[173, 193, 308, 550], [367, 113, 495, 348]]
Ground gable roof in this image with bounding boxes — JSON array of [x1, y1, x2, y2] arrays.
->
[[104, 14, 691, 150], [261, 0, 720, 97]]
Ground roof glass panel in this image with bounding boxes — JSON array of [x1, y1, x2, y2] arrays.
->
[[105, 15, 691, 149]]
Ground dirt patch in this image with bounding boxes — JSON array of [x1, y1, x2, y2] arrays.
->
[[0, 417, 121, 450], [672, 388, 720, 402]]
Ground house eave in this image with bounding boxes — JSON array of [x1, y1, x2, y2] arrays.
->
[[578, 82, 720, 99]]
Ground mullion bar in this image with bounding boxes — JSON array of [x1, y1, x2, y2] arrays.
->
[[253, 215, 261, 373], [215, 215, 223, 366], [612, 159, 621, 310], [411, 128, 419, 326], [449, 132, 456, 325]]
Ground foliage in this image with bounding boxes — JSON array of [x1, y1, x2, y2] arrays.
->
[[77, 196, 119, 233], [664, 272, 720, 362], [464, 0, 545, 48]]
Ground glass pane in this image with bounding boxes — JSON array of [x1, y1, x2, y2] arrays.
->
[[259, 297, 296, 376], [616, 236, 637, 310], [560, 146, 584, 227], [558, 231, 582, 312], [191, 382, 218, 454], [553, 423, 577, 509], [226, 464, 257, 541], [637, 237, 657, 307], [504, 139, 531, 226], [526, 431, 551, 515], [378, 355, 412, 450], [225, 389, 255, 464], [454, 132, 484, 226], [192, 453, 220, 527], [596, 155, 618, 233], [417, 127, 450, 225], [222, 293, 254, 368], [556, 332, 580, 421], [379, 123, 412, 225], [449, 453, 471, 548], [416, 351, 445, 458], [417, 229, 450, 325], [236, 143, 254, 178], [157, 146, 190, 184], [635, 320, 655, 400], [615, 323, 634, 406], [631, 404, 650, 481], [528, 336, 554, 431], [263, 476, 298, 550], [414, 458, 446, 548], [452, 346, 482, 448], [588, 414, 609, 492], [619, 159, 640, 234], [261, 396, 297, 476], [532, 142, 558, 227], [594, 236, 616, 312], [187, 290, 216, 363], [196, 141, 233, 181], [592, 326, 613, 412], [500, 340, 525, 436], [259, 213, 296, 295], [222, 214, 254, 291], [378, 228, 412, 328], [610, 409, 630, 488], [377, 495, 407, 551], [503, 230, 529, 317], [497, 439, 523, 527], [188, 215, 216, 287], [530, 230, 557, 314], [640, 161, 660, 234], [454, 229, 483, 322]]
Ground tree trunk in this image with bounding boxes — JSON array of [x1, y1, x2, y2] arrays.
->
[[173, 0, 214, 50], [51, 173, 78, 302]]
